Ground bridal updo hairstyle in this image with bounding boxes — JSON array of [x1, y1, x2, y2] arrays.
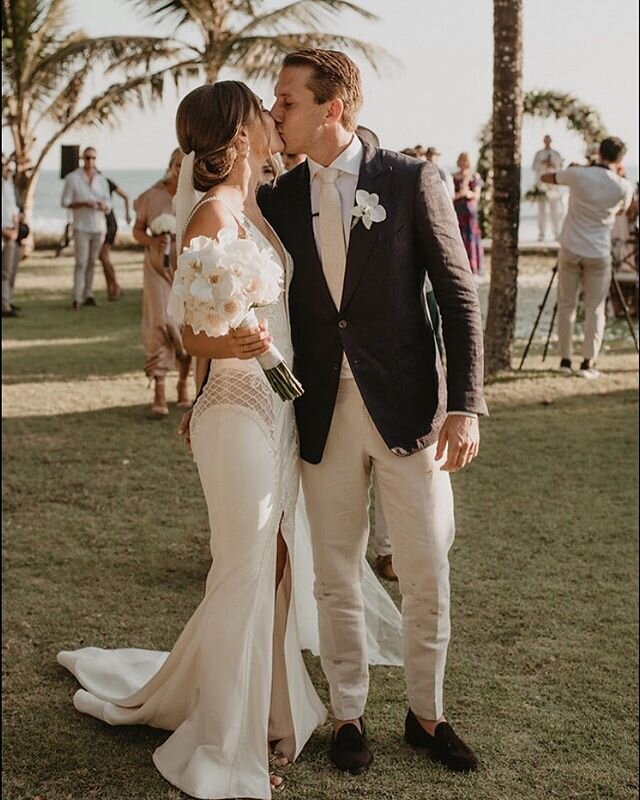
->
[[175, 81, 268, 192]]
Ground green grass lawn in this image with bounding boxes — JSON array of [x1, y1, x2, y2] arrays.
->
[[2, 252, 638, 800]]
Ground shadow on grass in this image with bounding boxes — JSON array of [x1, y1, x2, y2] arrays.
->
[[2, 389, 638, 800], [2, 289, 145, 382]]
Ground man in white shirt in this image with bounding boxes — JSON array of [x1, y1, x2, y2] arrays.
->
[[2, 154, 21, 318], [61, 146, 111, 309], [533, 134, 564, 241], [542, 136, 633, 378]]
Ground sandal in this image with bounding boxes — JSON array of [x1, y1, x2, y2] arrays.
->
[[269, 749, 290, 790], [270, 772, 285, 790], [269, 751, 290, 769]]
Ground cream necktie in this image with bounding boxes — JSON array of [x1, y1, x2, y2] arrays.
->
[[317, 167, 346, 308]]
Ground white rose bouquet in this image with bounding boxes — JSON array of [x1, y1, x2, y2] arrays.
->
[[167, 229, 304, 401], [149, 213, 177, 267]]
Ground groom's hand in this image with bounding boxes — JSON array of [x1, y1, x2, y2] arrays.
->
[[436, 415, 480, 472]]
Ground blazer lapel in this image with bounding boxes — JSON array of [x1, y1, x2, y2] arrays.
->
[[341, 144, 392, 311]]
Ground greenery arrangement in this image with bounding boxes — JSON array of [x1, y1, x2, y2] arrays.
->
[[477, 90, 609, 236]]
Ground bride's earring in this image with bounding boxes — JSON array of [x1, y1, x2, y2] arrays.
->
[[237, 143, 250, 159]]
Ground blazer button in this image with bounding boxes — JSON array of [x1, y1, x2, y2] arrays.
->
[[338, 319, 348, 329], [332, 363, 340, 371]]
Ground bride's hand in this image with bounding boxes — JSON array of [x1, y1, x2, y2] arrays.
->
[[177, 409, 193, 453], [228, 320, 272, 359]]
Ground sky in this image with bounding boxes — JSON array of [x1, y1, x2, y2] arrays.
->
[[4, 0, 639, 173]]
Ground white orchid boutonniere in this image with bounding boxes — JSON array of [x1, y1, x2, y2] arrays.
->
[[351, 190, 387, 230]]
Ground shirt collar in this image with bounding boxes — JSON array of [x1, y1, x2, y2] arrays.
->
[[308, 135, 363, 182]]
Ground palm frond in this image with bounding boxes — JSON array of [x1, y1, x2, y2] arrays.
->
[[31, 57, 201, 175], [37, 61, 91, 125], [235, 0, 378, 38], [133, 0, 215, 28], [224, 32, 396, 81], [34, 35, 182, 82]]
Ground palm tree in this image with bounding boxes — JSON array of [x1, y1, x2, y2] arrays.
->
[[2, 0, 185, 226], [483, 0, 524, 376], [131, 0, 389, 84]]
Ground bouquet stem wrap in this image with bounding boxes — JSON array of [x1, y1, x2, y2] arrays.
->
[[239, 309, 304, 401]]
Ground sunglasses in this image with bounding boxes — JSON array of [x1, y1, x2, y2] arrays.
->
[[84, 156, 96, 161]]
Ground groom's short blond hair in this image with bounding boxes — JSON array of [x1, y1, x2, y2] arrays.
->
[[283, 49, 363, 132]]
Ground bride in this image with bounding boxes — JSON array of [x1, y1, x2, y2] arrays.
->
[[57, 81, 402, 800]]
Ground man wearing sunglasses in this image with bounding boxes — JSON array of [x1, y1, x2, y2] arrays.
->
[[61, 147, 111, 310]]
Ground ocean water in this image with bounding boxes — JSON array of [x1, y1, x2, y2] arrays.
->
[[31, 169, 164, 237], [30, 165, 637, 242]]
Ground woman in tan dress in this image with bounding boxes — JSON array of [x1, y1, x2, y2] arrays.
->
[[133, 149, 192, 415]]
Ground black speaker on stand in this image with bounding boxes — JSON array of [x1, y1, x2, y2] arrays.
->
[[60, 145, 80, 179]]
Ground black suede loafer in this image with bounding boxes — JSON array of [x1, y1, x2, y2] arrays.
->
[[330, 717, 373, 775], [404, 709, 479, 772]]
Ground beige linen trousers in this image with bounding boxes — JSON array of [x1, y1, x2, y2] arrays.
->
[[301, 378, 455, 721]]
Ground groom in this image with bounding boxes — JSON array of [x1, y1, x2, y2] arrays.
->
[[259, 49, 487, 774]]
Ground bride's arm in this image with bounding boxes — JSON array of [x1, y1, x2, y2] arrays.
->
[[182, 323, 271, 360], [180, 200, 271, 361]]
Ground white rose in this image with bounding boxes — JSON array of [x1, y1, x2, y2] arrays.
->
[[217, 294, 247, 328]]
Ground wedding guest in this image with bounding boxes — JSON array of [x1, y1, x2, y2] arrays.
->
[[453, 152, 484, 275], [370, 472, 397, 581], [401, 145, 426, 160], [99, 176, 131, 300], [542, 136, 633, 378], [532, 134, 564, 241], [2, 154, 21, 319], [282, 152, 307, 171], [61, 146, 111, 309], [425, 146, 455, 200], [133, 148, 192, 415], [259, 154, 284, 186]]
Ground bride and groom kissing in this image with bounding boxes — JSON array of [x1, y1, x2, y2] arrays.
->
[[57, 49, 487, 799]]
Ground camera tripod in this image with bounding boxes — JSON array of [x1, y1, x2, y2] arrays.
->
[[518, 256, 639, 371]]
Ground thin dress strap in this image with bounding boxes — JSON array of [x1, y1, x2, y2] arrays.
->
[[183, 195, 248, 240]]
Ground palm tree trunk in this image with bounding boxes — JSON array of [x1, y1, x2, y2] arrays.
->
[[484, 0, 524, 376], [204, 62, 220, 83]]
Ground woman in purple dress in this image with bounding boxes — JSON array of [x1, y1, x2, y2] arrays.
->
[[453, 152, 484, 275]]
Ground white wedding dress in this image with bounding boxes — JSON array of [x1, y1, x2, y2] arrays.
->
[[57, 203, 403, 800]]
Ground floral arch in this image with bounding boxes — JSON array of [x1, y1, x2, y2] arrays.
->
[[477, 90, 608, 236]]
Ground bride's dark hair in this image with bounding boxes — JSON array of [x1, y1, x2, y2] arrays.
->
[[176, 81, 269, 192]]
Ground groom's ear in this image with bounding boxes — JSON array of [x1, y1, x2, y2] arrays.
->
[[325, 98, 345, 127]]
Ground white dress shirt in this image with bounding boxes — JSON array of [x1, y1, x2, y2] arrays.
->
[[2, 176, 19, 230], [555, 165, 633, 259], [61, 168, 111, 234]]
